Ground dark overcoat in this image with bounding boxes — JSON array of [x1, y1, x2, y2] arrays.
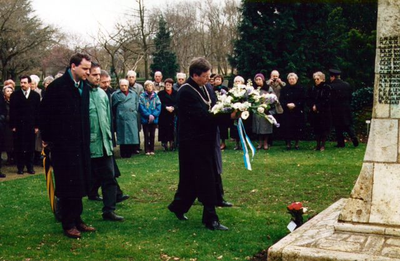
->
[[330, 79, 353, 126], [158, 89, 177, 142], [103, 87, 121, 177], [0, 97, 6, 150], [9, 89, 40, 152], [307, 82, 332, 136], [176, 78, 218, 205], [40, 69, 91, 198], [280, 83, 305, 140]]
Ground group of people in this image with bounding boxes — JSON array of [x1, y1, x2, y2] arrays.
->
[[210, 69, 358, 152], [0, 52, 359, 237]]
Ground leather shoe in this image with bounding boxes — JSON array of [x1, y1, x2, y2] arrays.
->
[[103, 211, 124, 221], [205, 221, 228, 231], [76, 223, 96, 232], [64, 227, 81, 238], [116, 194, 130, 203], [168, 206, 188, 220], [216, 201, 233, 207], [27, 169, 35, 174], [0, 173, 6, 178], [17, 170, 24, 175], [88, 196, 103, 201]]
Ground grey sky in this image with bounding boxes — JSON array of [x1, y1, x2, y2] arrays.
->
[[31, 0, 169, 43]]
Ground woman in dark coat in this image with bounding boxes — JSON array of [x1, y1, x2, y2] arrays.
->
[[158, 78, 177, 151], [280, 73, 305, 150], [212, 74, 230, 150], [307, 71, 332, 151]]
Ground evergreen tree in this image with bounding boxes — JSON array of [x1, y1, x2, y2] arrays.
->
[[231, 1, 377, 88], [150, 16, 179, 80]]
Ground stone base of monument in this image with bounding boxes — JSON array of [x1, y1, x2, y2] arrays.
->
[[268, 199, 400, 261]]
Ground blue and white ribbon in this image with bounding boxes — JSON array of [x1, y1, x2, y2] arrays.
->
[[237, 118, 256, 170]]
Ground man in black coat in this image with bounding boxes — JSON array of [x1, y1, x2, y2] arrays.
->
[[40, 53, 95, 239], [168, 57, 228, 231], [9, 75, 40, 175], [329, 69, 358, 148]]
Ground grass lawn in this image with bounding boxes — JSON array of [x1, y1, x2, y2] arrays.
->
[[0, 140, 365, 260]]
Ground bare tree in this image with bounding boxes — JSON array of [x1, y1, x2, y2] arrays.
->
[[159, 0, 240, 75], [123, 0, 158, 79], [0, 0, 55, 81]]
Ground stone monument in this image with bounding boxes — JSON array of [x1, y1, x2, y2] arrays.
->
[[268, 1, 400, 260]]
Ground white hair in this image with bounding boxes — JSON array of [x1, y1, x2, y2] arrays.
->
[[119, 79, 129, 85], [287, 73, 298, 80], [30, 75, 40, 85], [313, 71, 325, 82], [176, 72, 186, 79], [155, 71, 162, 76], [2, 85, 14, 93], [271, 70, 280, 77], [234, 76, 245, 84], [43, 76, 54, 84], [126, 70, 137, 77], [144, 80, 154, 89]]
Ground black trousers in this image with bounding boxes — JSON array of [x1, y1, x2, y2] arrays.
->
[[89, 179, 124, 199], [91, 155, 117, 213], [335, 125, 357, 146], [59, 197, 83, 230], [143, 124, 156, 153], [16, 150, 34, 171], [120, 144, 135, 158], [168, 190, 219, 224], [215, 174, 224, 204]]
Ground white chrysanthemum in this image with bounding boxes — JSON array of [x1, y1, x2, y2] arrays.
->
[[241, 111, 250, 120], [238, 102, 251, 111], [218, 93, 227, 102], [211, 103, 223, 114], [232, 102, 242, 110]]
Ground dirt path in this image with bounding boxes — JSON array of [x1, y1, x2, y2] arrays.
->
[[0, 164, 44, 182]]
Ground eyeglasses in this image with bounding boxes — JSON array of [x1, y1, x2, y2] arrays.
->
[[314, 78, 321, 81]]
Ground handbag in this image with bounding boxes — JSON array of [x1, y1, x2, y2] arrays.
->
[[275, 100, 284, 114]]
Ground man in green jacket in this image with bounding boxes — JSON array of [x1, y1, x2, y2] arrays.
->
[[88, 63, 124, 222]]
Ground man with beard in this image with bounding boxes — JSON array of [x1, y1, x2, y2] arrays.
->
[[40, 53, 95, 238], [168, 57, 228, 230]]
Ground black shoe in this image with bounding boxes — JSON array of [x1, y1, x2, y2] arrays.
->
[[102, 211, 124, 221], [116, 195, 130, 203], [0, 173, 6, 178], [216, 201, 233, 207], [168, 206, 188, 221], [205, 221, 228, 231], [353, 138, 359, 147], [27, 169, 35, 174], [88, 196, 103, 201], [17, 170, 24, 175]]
